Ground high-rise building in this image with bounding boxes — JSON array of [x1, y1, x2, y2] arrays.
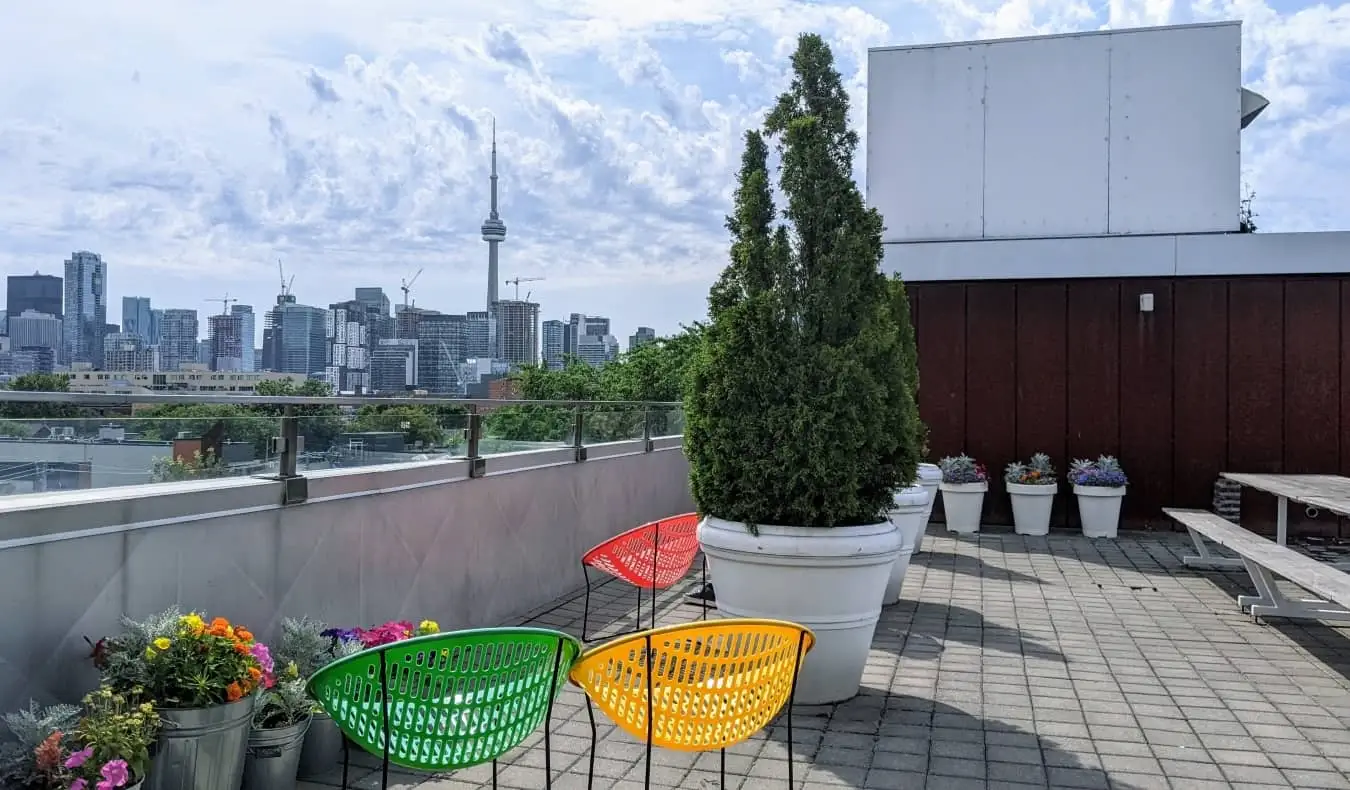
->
[[494, 299, 539, 367], [63, 251, 108, 366], [8, 310, 62, 353], [103, 332, 155, 372], [325, 300, 370, 392], [542, 320, 565, 370], [122, 296, 155, 343], [465, 311, 492, 359], [274, 303, 328, 377], [6, 273, 63, 329], [208, 312, 245, 371], [629, 326, 656, 351], [354, 287, 394, 348], [481, 121, 507, 314], [150, 309, 163, 347], [563, 313, 611, 355], [0, 346, 55, 375], [370, 338, 418, 392], [354, 287, 391, 317], [261, 289, 298, 371], [159, 309, 199, 372], [231, 304, 256, 372], [576, 334, 620, 367], [417, 313, 467, 394]]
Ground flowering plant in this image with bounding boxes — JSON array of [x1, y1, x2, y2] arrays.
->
[[0, 701, 80, 788], [322, 619, 439, 651], [0, 687, 158, 790], [939, 454, 987, 484], [96, 607, 270, 709], [1005, 453, 1056, 485], [1069, 455, 1128, 488]]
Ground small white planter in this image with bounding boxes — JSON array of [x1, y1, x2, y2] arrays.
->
[[939, 481, 986, 534], [1007, 482, 1056, 536], [884, 486, 930, 605], [914, 463, 942, 554], [1074, 484, 1126, 538], [697, 515, 901, 705]]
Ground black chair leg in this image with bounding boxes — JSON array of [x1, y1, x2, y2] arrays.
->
[[644, 633, 654, 790], [720, 748, 726, 788], [585, 697, 598, 790], [543, 637, 564, 790], [378, 651, 391, 790], [581, 562, 593, 642], [492, 758, 498, 790], [701, 555, 709, 621], [340, 736, 350, 789], [787, 632, 805, 789]]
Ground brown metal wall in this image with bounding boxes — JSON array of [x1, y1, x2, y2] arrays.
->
[[909, 275, 1347, 535]]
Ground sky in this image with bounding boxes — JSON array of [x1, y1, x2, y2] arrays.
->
[[0, 1, 1347, 346]]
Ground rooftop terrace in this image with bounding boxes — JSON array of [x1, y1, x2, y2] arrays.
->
[[298, 532, 1350, 790]]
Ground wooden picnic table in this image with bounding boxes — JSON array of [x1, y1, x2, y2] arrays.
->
[[1220, 473, 1350, 546]]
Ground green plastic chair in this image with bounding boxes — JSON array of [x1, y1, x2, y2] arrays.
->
[[307, 627, 583, 790]]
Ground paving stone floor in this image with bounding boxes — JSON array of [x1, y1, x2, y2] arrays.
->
[[299, 529, 1350, 789]]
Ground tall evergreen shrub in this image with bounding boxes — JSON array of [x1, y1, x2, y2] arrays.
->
[[685, 33, 921, 528]]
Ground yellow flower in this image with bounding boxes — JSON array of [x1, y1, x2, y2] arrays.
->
[[180, 613, 205, 635], [418, 620, 439, 635], [152, 637, 171, 651], [285, 661, 299, 679]]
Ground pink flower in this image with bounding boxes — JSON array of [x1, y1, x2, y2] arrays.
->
[[99, 759, 129, 788], [64, 745, 94, 769], [69, 780, 88, 790], [249, 642, 274, 675]]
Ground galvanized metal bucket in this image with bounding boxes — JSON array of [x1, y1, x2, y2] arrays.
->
[[296, 710, 344, 779], [242, 715, 311, 790], [146, 697, 254, 790]]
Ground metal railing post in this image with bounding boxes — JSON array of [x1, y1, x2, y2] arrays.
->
[[572, 405, 587, 463], [276, 405, 308, 505], [466, 407, 485, 478], [642, 408, 653, 453]]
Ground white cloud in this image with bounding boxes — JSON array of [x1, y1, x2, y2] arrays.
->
[[0, 0, 1347, 340]]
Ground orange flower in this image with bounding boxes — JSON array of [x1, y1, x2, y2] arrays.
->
[[226, 682, 243, 702], [236, 629, 254, 642], [233, 642, 251, 655], [248, 666, 262, 681]]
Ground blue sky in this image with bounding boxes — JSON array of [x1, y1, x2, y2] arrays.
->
[[0, 0, 1346, 344]]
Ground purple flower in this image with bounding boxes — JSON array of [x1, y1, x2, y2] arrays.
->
[[69, 780, 88, 790], [250, 642, 275, 675], [64, 745, 94, 769], [98, 759, 129, 788]]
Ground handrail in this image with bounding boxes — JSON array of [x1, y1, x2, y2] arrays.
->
[[0, 391, 681, 409]]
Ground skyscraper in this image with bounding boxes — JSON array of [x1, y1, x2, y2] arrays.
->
[[494, 299, 539, 367], [208, 312, 245, 371], [6, 273, 63, 327], [629, 326, 656, 351], [274, 303, 328, 377], [542, 320, 564, 370], [122, 296, 154, 343], [160, 309, 199, 372], [231, 304, 256, 372], [480, 120, 507, 314], [63, 251, 107, 366], [417, 313, 468, 394]]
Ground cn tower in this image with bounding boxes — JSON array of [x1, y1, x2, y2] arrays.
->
[[480, 119, 507, 312]]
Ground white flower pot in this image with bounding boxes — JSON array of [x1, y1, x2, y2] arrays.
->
[[1008, 482, 1056, 536], [1074, 484, 1126, 538], [939, 481, 987, 534], [697, 515, 901, 705], [914, 463, 942, 554], [884, 486, 930, 605]]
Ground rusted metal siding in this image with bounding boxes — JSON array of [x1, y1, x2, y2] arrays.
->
[[910, 275, 1349, 535]]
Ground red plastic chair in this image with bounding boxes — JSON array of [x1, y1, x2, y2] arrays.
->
[[580, 513, 703, 641]]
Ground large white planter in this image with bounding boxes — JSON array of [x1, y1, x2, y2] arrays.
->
[[1008, 482, 1056, 536], [884, 486, 930, 605], [914, 463, 942, 554], [697, 515, 901, 705], [939, 481, 987, 534], [1074, 484, 1126, 538]]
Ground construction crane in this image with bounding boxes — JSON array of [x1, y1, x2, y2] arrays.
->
[[206, 293, 238, 315], [276, 259, 295, 299], [400, 268, 424, 310], [505, 276, 544, 300]]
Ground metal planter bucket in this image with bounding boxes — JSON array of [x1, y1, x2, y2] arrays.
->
[[146, 697, 254, 790], [297, 710, 343, 779], [243, 716, 311, 790]]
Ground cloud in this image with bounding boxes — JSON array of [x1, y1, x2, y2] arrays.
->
[[0, 0, 1346, 341]]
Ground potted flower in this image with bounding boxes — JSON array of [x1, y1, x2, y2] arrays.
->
[[95, 608, 268, 790], [938, 455, 988, 534], [1005, 453, 1057, 536], [0, 688, 159, 790], [688, 34, 921, 705], [1070, 455, 1128, 538], [242, 673, 311, 790], [276, 618, 345, 781]]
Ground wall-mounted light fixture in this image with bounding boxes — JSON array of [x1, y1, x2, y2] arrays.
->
[[1139, 293, 1155, 313]]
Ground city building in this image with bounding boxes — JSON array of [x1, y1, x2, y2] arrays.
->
[[354, 287, 394, 348], [6, 273, 63, 330], [465, 311, 492, 359], [494, 299, 539, 367], [370, 338, 418, 393], [231, 305, 256, 372], [0, 346, 55, 375], [102, 332, 155, 372], [207, 311, 245, 371], [7, 310, 62, 354], [122, 297, 155, 344], [868, 21, 1349, 526], [416, 313, 468, 394], [576, 333, 620, 367], [542, 320, 564, 370], [325, 300, 370, 392], [62, 252, 108, 367], [272, 303, 328, 378], [629, 327, 656, 351], [63, 367, 306, 394], [158, 309, 199, 373], [563, 313, 610, 356]]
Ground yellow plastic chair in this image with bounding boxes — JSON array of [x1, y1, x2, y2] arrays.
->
[[568, 618, 815, 790]]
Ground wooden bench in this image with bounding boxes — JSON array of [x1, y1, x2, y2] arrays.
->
[[1165, 507, 1350, 623]]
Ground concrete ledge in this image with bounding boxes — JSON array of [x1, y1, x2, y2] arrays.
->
[[652, 435, 684, 452]]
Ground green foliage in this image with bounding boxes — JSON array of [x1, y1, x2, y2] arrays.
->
[[135, 403, 275, 455], [0, 701, 81, 788], [253, 678, 311, 730], [74, 685, 159, 784], [149, 449, 229, 483], [350, 404, 446, 448], [887, 276, 928, 463], [684, 33, 921, 529], [0, 373, 81, 421]]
